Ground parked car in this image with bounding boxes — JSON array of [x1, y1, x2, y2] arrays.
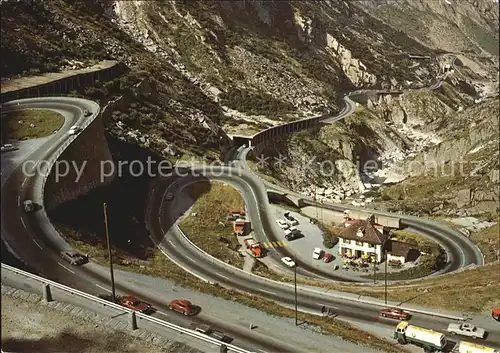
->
[[60, 250, 88, 266], [68, 125, 81, 135], [284, 212, 299, 225], [83, 109, 92, 117], [192, 324, 232, 343], [119, 295, 154, 314], [322, 253, 334, 263], [1, 143, 17, 152], [312, 247, 324, 260], [447, 322, 486, 339], [276, 219, 289, 229], [23, 200, 35, 212], [492, 308, 500, 322], [165, 192, 174, 201], [281, 257, 296, 268], [379, 307, 410, 320], [168, 299, 197, 315], [285, 231, 302, 241]]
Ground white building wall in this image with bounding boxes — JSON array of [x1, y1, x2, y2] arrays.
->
[[338, 238, 383, 262], [387, 253, 406, 264]]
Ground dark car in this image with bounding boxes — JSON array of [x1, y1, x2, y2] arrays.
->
[[192, 324, 232, 343], [60, 250, 88, 266], [119, 295, 155, 314], [380, 307, 410, 320]]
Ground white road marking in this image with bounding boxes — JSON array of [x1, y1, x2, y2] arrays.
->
[[218, 274, 230, 280], [185, 256, 196, 262], [58, 262, 75, 274], [33, 239, 43, 249], [22, 177, 27, 186], [258, 289, 276, 296], [168, 240, 177, 248], [17, 196, 20, 206], [155, 310, 170, 317], [20, 217, 26, 228], [31, 161, 39, 173], [95, 284, 112, 293]]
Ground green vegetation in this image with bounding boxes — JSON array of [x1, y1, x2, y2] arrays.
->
[[317, 222, 342, 249], [179, 181, 245, 268], [335, 262, 500, 313], [220, 88, 295, 116], [1, 109, 64, 140]]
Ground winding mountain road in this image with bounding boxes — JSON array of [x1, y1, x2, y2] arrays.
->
[[1, 74, 498, 350]]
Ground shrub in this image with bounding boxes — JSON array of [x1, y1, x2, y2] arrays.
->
[[323, 233, 339, 249]]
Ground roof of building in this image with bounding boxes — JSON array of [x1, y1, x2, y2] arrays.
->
[[339, 217, 388, 245], [387, 241, 412, 258]]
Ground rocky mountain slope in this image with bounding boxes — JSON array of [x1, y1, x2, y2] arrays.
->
[[1, 0, 447, 159]]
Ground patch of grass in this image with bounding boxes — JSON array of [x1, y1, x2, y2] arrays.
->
[[1, 109, 64, 140], [252, 260, 292, 283], [335, 262, 500, 313], [179, 181, 245, 268]]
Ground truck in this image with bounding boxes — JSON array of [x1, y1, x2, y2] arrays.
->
[[394, 321, 447, 352], [244, 238, 263, 258], [455, 341, 500, 353]]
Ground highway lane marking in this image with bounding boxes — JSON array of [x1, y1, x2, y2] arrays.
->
[[58, 262, 75, 274], [185, 255, 196, 262], [17, 196, 20, 206], [168, 241, 177, 248], [95, 284, 112, 293], [258, 289, 276, 296], [155, 310, 170, 317], [20, 217, 26, 228], [272, 241, 278, 247], [31, 161, 39, 173], [218, 274, 230, 280], [22, 177, 27, 186], [32, 239, 43, 249]]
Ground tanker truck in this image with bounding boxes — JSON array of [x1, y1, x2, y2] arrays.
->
[[394, 321, 447, 352], [455, 341, 500, 353]]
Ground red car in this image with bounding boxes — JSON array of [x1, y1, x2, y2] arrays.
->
[[168, 299, 197, 316], [119, 295, 154, 314], [323, 253, 334, 263], [380, 307, 410, 320]]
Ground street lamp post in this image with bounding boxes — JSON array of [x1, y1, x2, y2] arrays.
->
[[103, 203, 116, 303], [384, 250, 388, 304], [294, 257, 298, 326]]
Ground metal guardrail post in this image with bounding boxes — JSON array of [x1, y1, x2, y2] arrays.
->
[[129, 311, 138, 330], [43, 283, 53, 302]]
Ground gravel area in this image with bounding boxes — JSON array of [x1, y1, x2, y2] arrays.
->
[[1, 285, 200, 353]]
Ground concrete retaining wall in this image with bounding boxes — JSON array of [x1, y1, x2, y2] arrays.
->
[[1, 62, 125, 103], [44, 112, 115, 211]]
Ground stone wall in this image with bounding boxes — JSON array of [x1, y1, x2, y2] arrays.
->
[[44, 113, 115, 211]]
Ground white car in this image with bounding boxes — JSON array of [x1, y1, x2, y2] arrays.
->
[[281, 257, 295, 268], [312, 247, 324, 260], [1, 144, 17, 152], [68, 125, 81, 135], [284, 212, 299, 226], [23, 200, 35, 212], [276, 219, 289, 230], [446, 322, 486, 339]]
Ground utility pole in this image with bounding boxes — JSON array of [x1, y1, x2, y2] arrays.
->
[[384, 250, 388, 304], [103, 203, 116, 303], [294, 257, 298, 326]]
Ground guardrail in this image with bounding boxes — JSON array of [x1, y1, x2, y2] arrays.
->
[[1, 263, 252, 353]]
